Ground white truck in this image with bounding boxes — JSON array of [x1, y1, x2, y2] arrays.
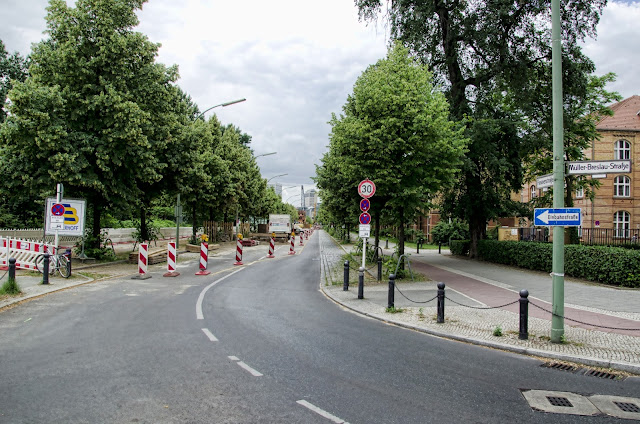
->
[[268, 214, 292, 236]]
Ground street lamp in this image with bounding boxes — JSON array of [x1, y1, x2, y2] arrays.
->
[[195, 98, 246, 120], [267, 173, 288, 183], [255, 152, 277, 159]]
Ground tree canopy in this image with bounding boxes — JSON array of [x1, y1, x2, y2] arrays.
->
[[316, 42, 467, 254], [357, 0, 608, 257]]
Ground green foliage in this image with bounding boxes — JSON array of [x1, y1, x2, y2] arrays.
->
[[75, 229, 115, 261], [0, 276, 21, 295], [357, 0, 608, 258], [385, 306, 404, 314], [449, 240, 470, 257], [0, 39, 29, 124], [478, 240, 640, 287], [493, 326, 503, 337], [430, 220, 469, 244], [315, 42, 467, 255]]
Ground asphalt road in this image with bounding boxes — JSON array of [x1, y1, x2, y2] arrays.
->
[[0, 234, 638, 423]]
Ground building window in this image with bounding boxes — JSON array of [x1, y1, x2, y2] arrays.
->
[[614, 175, 631, 197], [614, 139, 631, 160], [614, 211, 630, 238], [530, 185, 537, 199], [575, 187, 584, 198]]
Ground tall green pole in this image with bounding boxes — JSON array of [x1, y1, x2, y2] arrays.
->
[[175, 194, 181, 250], [551, 0, 565, 343]]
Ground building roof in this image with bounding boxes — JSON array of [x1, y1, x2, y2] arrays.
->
[[596, 95, 640, 132]]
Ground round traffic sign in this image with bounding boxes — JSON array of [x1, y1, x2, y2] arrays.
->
[[358, 179, 376, 198], [359, 212, 371, 225], [360, 198, 370, 212], [51, 203, 65, 216]]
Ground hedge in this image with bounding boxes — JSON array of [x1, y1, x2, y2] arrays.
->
[[476, 240, 640, 288], [450, 240, 470, 257]]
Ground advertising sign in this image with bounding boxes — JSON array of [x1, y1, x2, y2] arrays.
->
[[45, 197, 86, 236]]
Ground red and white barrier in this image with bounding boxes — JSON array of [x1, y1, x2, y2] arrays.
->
[[267, 233, 275, 258], [163, 242, 180, 277], [195, 242, 210, 275], [289, 232, 296, 255], [131, 243, 151, 280], [299, 231, 304, 246], [1, 237, 56, 271], [234, 234, 244, 266]]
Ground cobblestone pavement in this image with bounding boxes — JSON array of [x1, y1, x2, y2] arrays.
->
[[318, 230, 640, 375]]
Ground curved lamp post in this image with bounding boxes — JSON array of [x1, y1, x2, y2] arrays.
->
[[196, 98, 246, 120], [267, 173, 288, 183]]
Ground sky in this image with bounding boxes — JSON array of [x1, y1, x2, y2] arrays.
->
[[1, 0, 639, 207]]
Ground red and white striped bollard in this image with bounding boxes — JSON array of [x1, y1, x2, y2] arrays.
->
[[267, 233, 275, 258], [163, 242, 180, 277], [132, 243, 151, 279], [195, 242, 211, 275], [234, 234, 244, 265], [289, 231, 296, 255]]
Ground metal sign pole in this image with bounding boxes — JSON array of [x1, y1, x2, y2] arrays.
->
[[362, 237, 367, 269], [54, 183, 63, 253]]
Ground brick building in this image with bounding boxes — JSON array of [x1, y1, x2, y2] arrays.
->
[[521, 95, 640, 238]]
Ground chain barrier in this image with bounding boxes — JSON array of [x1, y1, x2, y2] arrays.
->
[[445, 295, 519, 310], [529, 301, 640, 331], [393, 284, 438, 304]]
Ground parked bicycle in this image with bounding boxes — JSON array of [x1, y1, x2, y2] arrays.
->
[[35, 252, 71, 278]]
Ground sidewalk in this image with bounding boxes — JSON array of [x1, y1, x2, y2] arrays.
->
[[319, 232, 640, 374]]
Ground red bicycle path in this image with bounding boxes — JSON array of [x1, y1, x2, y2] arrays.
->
[[410, 259, 640, 338]]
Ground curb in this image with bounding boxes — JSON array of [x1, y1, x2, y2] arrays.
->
[[320, 282, 640, 375]]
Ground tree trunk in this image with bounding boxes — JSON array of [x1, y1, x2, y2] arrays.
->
[[192, 202, 198, 240], [90, 195, 101, 249], [398, 207, 405, 270], [140, 206, 148, 242], [374, 211, 380, 249], [468, 214, 486, 259]]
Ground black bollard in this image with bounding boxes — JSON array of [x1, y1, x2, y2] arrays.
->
[[343, 260, 349, 291], [416, 240, 420, 254], [65, 248, 72, 276], [519, 289, 529, 340], [377, 256, 382, 282], [438, 242, 442, 254], [385, 238, 388, 249], [437, 282, 445, 323], [387, 274, 395, 309], [8, 257, 16, 281], [357, 267, 364, 299], [42, 253, 50, 285]]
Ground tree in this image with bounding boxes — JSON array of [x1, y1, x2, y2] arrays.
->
[[357, 0, 608, 257], [0, 39, 29, 124], [316, 42, 467, 256], [0, 0, 180, 248]]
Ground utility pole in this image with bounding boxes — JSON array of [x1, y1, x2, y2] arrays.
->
[[551, 0, 565, 343]]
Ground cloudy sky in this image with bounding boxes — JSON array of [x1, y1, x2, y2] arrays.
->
[[1, 1, 639, 207]]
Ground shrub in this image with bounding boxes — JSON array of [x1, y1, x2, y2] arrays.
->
[[450, 240, 470, 256], [431, 220, 469, 245], [477, 240, 640, 288]]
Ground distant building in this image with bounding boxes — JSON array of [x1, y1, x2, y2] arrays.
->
[[268, 182, 283, 196]]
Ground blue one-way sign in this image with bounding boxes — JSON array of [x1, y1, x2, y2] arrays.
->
[[534, 208, 582, 226]]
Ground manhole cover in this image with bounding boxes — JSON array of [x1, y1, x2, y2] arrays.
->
[[614, 402, 640, 413], [547, 397, 573, 407]]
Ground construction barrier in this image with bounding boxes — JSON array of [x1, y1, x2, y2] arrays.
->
[[163, 242, 180, 277], [131, 243, 151, 280], [289, 231, 296, 255], [196, 242, 210, 275], [267, 233, 275, 258], [234, 234, 244, 266], [0, 237, 55, 271], [299, 232, 304, 246]]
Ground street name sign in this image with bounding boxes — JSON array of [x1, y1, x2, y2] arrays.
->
[[534, 208, 582, 226], [567, 160, 631, 175], [536, 174, 554, 190]]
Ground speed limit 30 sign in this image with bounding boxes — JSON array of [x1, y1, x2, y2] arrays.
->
[[358, 179, 376, 198]]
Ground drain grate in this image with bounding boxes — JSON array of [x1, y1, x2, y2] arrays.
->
[[547, 396, 574, 407], [614, 402, 640, 413], [584, 369, 622, 380], [542, 362, 578, 372]]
